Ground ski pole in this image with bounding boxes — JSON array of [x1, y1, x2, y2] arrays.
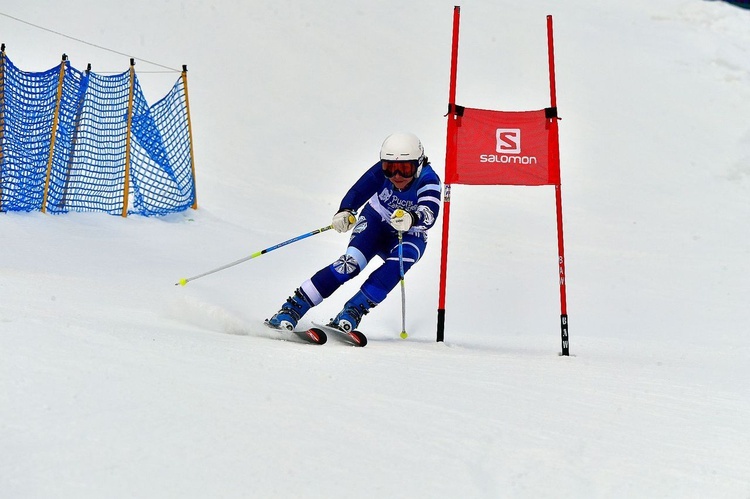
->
[[176, 223, 335, 286], [395, 212, 408, 340]]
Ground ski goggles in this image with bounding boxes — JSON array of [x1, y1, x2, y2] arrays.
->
[[381, 160, 419, 178]]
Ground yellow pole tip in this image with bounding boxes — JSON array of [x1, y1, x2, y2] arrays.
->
[[400, 331, 408, 339]]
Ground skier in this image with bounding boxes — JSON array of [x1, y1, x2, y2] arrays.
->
[[266, 132, 442, 334]]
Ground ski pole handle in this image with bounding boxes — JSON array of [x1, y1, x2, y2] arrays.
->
[[176, 224, 335, 286]]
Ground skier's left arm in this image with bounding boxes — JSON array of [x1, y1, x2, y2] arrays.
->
[[390, 171, 442, 232]]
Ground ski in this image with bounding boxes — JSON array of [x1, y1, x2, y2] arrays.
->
[[264, 320, 327, 345], [311, 321, 368, 347]]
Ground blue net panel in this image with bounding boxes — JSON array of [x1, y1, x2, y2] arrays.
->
[[0, 53, 196, 216]]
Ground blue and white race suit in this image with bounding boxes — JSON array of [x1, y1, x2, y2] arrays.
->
[[300, 161, 442, 306]]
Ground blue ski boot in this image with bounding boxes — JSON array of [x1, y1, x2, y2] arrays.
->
[[267, 288, 313, 331], [329, 290, 377, 333]]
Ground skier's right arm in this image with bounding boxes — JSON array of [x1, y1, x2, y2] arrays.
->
[[332, 164, 382, 232], [337, 164, 382, 213], [332, 209, 356, 233]]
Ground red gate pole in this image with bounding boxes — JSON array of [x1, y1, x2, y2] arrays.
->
[[437, 6, 461, 342], [547, 15, 569, 356]]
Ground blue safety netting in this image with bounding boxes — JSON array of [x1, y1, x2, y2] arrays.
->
[[0, 53, 196, 216]]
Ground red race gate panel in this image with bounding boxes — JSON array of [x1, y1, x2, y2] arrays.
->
[[447, 107, 560, 186]]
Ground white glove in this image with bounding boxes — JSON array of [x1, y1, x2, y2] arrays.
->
[[390, 209, 415, 232], [332, 210, 356, 233]]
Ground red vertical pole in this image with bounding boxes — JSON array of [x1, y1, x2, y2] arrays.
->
[[437, 6, 461, 342], [547, 15, 569, 355]]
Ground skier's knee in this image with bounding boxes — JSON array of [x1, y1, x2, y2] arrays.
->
[[331, 253, 361, 277], [331, 247, 367, 277]]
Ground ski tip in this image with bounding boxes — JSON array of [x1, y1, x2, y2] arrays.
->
[[350, 331, 367, 347], [305, 328, 328, 345], [265, 320, 326, 345], [311, 321, 368, 347]]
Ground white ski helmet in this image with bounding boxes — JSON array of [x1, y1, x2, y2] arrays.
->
[[380, 132, 426, 177]]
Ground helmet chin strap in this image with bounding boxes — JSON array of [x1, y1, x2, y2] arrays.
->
[[415, 156, 427, 178]]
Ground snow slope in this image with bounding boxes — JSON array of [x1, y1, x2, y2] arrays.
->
[[1, 0, 749, 497]]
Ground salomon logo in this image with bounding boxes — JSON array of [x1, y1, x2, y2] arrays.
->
[[480, 154, 538, 164], [479, 127, 538, 164], [496, 129, 521, 153]]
